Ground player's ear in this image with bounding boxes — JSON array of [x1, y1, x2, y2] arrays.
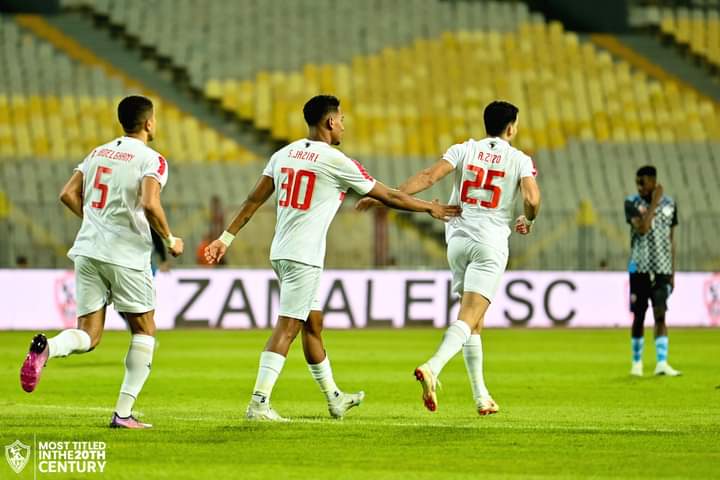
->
[[326, 114, 335, 131]]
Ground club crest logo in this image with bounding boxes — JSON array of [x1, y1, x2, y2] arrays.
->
[[5, 440, 31, 473], [704, 274, 720, 327]]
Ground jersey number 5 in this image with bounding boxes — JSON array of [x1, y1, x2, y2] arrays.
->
[[91, 166, 113, 209], [279, 168, 316, 210], [460, 165, 504, 208]]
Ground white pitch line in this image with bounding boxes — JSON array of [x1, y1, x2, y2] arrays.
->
[[12, 404, 682, 433]]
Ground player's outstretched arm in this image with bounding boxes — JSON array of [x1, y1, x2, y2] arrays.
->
[[59, 171, 84, 218], [142, 176, 184, 257], [356, 159, 454, 211], [205, 175, 275, 264], [515, 176, 541, 235], [364, 181, 461, 221]]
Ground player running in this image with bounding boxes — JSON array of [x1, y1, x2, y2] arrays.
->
[[625, 166, 681, 377], [204, 95, 460, 421], [19, 95, 184, 429], [357, 100, 540, 416]]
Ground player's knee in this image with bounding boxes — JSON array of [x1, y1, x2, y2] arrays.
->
[[277, 318, 302, 340], [136, 323, 156, 336], [303, 321, 323, 336], [653, 307, 666, 324]]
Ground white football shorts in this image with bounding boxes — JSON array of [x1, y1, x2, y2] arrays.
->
[[74, 255, 155, 316], [447, 236, 508, 302], [271, 259, 322, 321]]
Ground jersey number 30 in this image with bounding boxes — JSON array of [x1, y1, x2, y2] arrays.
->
[[279, 168, 316, 210], [460, 165, 504, 208], [91, 166, 113, 209]]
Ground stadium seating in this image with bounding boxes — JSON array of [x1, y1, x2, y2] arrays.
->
[[214, 22, 719, 158], [61, 0, 531, 89], [2, 2, 719, 271], [0, 16, 257, 163], [61, 1, 718, 155], [631, 3, 720, 70]]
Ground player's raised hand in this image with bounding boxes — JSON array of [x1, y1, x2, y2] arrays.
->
[[515, 215, 533, 235], [652, 183, 664, 204], [204, 239, 227, 264], [429, 199, 462, 221], [168, 237, 184, 257], [355, 197, 383, 211]]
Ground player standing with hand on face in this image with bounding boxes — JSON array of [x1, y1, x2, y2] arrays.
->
[[625, 166, 680, 377], [19, 95, 184, 429], [204, 95, 460, 421], [357, 100, 540, 416]]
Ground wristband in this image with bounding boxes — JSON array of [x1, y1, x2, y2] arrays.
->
[[219, 230, 235, 247], [162, 234, 177, 249]]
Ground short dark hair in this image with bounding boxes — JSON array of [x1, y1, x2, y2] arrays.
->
[[484, 101, 519, 137], [118, 95, 154, 133], [303, 95, 340, 126], [636, 165, 657, 177]]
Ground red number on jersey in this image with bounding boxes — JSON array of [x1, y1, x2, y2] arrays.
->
[[481, 169, 505, 208], [91, 166, 113, 209], [279, 167, 295, 207], [279, 168, 316, 210], [460, 165, 505, 208]]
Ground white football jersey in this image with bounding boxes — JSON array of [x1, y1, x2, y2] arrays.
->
[[444, 137, 536, 250], [68, 136, 169, 270], [263, 138, 376, 268]]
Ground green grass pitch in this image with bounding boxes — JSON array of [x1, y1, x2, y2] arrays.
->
[[1, 328, 718, 479]]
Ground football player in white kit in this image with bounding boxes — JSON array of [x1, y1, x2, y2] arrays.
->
[[204, 95, 460, 421], [358, 101, 541, 416], [20, 96, 184, 429]]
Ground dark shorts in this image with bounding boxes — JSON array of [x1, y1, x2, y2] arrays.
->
[[629, 273, 672, 313]]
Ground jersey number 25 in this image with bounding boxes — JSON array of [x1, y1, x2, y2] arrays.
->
[[460, 165, 504, 208]]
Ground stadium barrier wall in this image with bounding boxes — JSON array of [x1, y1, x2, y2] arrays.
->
[[1, 270, 718, 330]]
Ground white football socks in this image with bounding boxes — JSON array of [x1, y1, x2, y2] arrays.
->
[[48, 329, 91, 358], [425, 320, 472, 377], [463, 334, 490, 400], [308, 356, 341, 402], [115, 334, 155, 418], [251, 351, 286, 405]]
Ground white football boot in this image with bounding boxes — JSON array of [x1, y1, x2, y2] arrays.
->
[[246, 401, 289, 422], [654, 361, 681, 376], [476, 396, 500, 416], [630, 361, 643, 377], [328, 391, 365, 419]]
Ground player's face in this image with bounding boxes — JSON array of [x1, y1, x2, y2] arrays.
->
[[635, 175, 655, 197], [146, 110, 156, 142], [329, 107, 345, 146]]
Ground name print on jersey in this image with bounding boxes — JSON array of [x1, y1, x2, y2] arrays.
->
[[287, 149, 319, 162], [94, 148, 135, 162], [477, 151, 502, 164]]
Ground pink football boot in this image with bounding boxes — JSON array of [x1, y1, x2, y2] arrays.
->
[[20, 333, 49, 393], [109, 413, 153, 429]]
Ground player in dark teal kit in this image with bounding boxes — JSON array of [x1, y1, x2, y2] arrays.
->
[[624, 165, 680, 377]]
